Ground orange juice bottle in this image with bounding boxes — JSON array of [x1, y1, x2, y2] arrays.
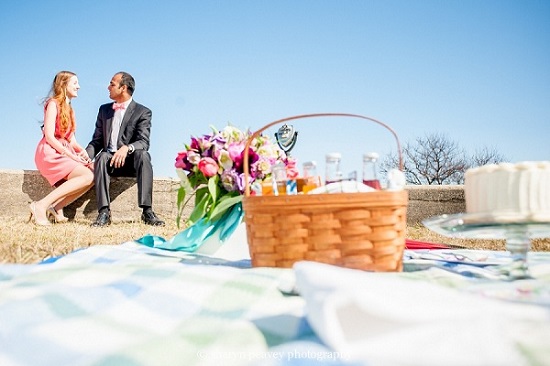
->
[[271, 163, 287, 196], [302, 161, 321, 193], [262, 179, 274, 195]]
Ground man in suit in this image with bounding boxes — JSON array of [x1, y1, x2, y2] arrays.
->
[[86, 71, 165, 227]]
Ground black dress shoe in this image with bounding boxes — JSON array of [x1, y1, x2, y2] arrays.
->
[[141, 211, 165, 226], [91, 211, 111, 227]]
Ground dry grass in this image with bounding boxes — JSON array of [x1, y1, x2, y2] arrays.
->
[[407, 224, 550, 252], [1, 217, 549, 264], [0, 217, 182, 264]]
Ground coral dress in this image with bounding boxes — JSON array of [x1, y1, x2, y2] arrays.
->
[[34, 100, 86, 186]]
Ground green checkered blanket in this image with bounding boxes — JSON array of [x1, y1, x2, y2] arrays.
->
[[0, 243, 319, 365], [1, 243, 549, 365]]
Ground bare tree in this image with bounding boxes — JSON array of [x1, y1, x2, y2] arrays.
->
[[382, 133, 469, 185], [381, 133, 508, 185], [470, 146, 507, 166]]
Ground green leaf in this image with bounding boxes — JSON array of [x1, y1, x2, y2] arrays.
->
[[209, 194, 242, 222], [176, 169, 191, 188], [204, 176, 222, 220], [194, 186, 209, 205], [207, 176, 219, 203], [209, 125, 219, 134], [176, 186, 187, 228], [189, 190, 211, 224], [177, 186, 187, 207]]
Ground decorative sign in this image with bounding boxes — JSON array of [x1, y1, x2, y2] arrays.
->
[[275, 124, 298, 155]]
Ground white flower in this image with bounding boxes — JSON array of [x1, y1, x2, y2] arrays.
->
[[187, 151, 201, 165], [218, 150, 233, 171]]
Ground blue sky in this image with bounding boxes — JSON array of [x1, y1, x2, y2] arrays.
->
[[1, 0, 548, 179]]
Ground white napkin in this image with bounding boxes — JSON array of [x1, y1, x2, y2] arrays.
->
[[308, 181, 376, 194], [293, 261, 550, 366]]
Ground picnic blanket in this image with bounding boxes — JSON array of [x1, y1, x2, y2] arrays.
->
[[295, 261, 550, 366], [0, 243, 311, 366], [1, 242, 550, 366]]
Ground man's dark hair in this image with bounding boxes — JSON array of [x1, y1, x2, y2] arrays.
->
[[118, 71, 135, 96]]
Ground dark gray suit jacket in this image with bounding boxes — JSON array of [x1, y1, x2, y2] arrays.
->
[[86, 100, 151, 158], [85, 100, 155, 209]]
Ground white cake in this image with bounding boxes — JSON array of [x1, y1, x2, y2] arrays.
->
[[464, 161, 550, 222]]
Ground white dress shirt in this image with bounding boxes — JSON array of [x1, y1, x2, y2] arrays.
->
[[109, 98, 132, 152]]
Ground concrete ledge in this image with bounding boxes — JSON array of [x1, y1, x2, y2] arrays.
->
[[0, 169, 465, 225], [1, 169, 181, 222], [406, 185, 465, 225]]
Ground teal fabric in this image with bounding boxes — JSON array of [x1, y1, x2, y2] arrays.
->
[[136, 203, 244, 252]]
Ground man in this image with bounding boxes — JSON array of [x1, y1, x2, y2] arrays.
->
[[86, 72, 165, 227]]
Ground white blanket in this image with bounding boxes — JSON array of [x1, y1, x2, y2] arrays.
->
[[293, 261, 550, 366]]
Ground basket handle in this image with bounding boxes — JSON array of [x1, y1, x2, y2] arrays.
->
[[243, 113, 403, 196]]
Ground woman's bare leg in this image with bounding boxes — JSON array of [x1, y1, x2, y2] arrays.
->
[[53, 182, 94, 212], [34, 166, 94, 220]]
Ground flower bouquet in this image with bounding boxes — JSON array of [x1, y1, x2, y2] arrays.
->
[[137, 124, 290, 252]]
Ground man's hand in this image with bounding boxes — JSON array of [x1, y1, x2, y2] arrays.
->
[[110, 145, 130, 169], [76, 150, 92, 165]]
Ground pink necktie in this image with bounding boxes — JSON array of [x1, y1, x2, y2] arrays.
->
[[113, 103, 126, 111]]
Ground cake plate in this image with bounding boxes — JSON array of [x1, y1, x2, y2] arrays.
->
[[422, 213, 550, 280]]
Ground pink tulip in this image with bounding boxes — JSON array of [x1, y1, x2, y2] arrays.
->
[[198, 157, 219, 177]]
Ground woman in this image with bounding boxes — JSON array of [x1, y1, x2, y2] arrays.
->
[[30, 71, 94, 225]]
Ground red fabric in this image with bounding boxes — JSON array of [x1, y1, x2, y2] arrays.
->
[[405, 239, 450, 250]]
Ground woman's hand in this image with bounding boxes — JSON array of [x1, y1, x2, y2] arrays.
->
[[65, 149, 91, 165], [76, 150, 92, 164]]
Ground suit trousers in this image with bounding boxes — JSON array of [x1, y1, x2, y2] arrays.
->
[[93, 150, 153, 210]]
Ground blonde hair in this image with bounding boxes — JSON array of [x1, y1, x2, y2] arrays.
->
[[45, 71, 76, 136]]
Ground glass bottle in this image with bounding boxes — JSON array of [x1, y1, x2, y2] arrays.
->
[[302, 161, 321, 193], [271, 163, 287, 196], [325, 153, 342, 184], [362, 152, 381, 190], [347, 171, 357, 181]]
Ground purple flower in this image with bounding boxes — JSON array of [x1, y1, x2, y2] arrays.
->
[[220, 170, 240, 192], [189, 137, 201, 151], [235, 173, 247, 193], [175, 151, 193, 171], [234, 147, 259, 174], [227, 142, 244, 161], [176, 124, 288, 228], [211, 134, 227, 149]]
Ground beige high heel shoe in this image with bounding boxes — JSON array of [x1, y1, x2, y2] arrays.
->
[[29, 202, 52, 226], [47, 206, 69, 223]]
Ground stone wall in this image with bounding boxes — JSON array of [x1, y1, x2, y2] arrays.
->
[[0, 169, 181, 223], [0, 169, 465, 225], [406, 185, 465, 225]]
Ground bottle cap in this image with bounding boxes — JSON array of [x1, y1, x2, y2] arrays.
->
[[326, 152, 342, 160], [363, 152, 379, 161]]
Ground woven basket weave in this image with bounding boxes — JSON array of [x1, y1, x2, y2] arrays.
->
[[242, 113, 408, 271]]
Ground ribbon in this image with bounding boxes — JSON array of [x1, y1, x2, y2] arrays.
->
[[112, 103, 126, 111], [135, 203, 244, 252]]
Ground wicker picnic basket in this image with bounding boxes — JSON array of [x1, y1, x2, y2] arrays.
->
[[242, 113, 408, 271]]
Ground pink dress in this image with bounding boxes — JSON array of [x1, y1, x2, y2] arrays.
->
[[34, 100, 86, 186]]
